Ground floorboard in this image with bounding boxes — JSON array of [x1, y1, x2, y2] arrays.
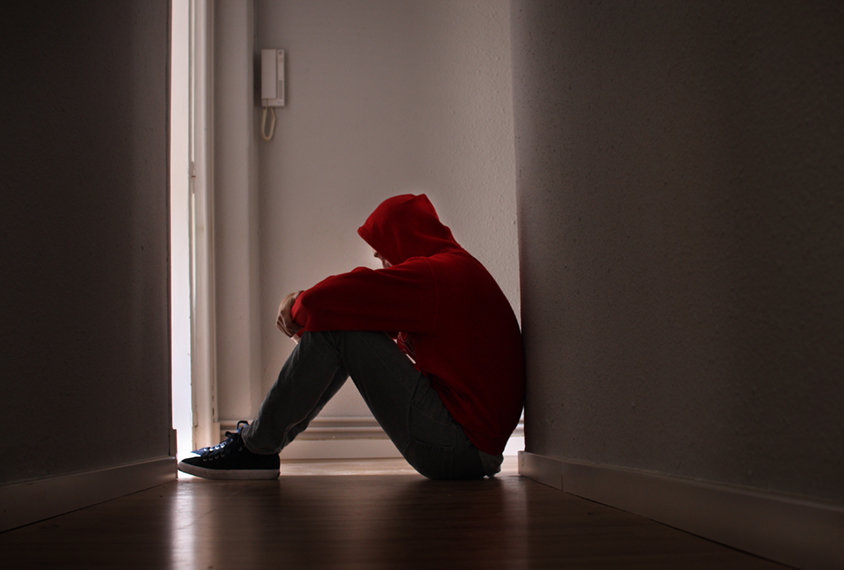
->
[[0, 459, 789, 569]]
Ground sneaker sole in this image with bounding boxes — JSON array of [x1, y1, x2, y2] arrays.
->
[[178, 460, 279, 480]]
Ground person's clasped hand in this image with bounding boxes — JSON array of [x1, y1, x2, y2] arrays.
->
[[277, 291, 303, 340]]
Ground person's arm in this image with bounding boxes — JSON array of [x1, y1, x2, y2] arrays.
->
[[291, 259, 438, 335]]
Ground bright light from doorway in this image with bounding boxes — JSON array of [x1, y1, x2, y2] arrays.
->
[[170, 0, 193, 460]]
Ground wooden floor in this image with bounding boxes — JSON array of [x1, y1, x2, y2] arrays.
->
[[1, 458, 788, 569]]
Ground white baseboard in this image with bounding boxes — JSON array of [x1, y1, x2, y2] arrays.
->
[[0, 456, 176, 533], [221, 417, 525, 459], [519, 451, 844, 570], [282, 438, 404, 459]]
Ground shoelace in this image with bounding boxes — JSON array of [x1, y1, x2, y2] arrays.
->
[[191, 420, 249, 456]]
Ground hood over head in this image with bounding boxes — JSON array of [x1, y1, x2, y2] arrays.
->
[[357, 194, 461, 265]]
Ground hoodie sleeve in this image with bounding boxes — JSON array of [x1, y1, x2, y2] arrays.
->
[[290, 257, 438, 335]]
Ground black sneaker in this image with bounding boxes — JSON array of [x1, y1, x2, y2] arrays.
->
[[178, 421, 280, 480], [189, 420, 250, 455]]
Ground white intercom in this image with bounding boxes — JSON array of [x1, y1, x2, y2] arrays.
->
[[260, 49, 285, 141], [261, 49, 285, 107]]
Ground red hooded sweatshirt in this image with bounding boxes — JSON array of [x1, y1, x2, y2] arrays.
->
[[291, 194, 525, 455]]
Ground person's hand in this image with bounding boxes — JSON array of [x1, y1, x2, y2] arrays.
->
[[277, 291, 303, 338]]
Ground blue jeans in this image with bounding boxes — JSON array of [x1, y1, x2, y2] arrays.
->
[[241, 330, 501, 480]]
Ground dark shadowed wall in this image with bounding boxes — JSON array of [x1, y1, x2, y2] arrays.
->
[[512, 0, 843, 505], [0, 1, 171, 485]]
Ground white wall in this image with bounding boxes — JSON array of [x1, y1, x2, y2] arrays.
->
[[213, 1, 518, 440], [214, 0, 265, 433]]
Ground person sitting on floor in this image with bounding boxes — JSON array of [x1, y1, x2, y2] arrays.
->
[[178, 193, 525, 480]]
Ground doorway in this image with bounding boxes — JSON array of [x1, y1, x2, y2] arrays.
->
[[170, 0, 191, 460]]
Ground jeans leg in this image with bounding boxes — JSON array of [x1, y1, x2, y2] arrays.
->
[[241, 332, 349, 454], [332, 330, 486, 480], [241, 330, 487, 480]]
